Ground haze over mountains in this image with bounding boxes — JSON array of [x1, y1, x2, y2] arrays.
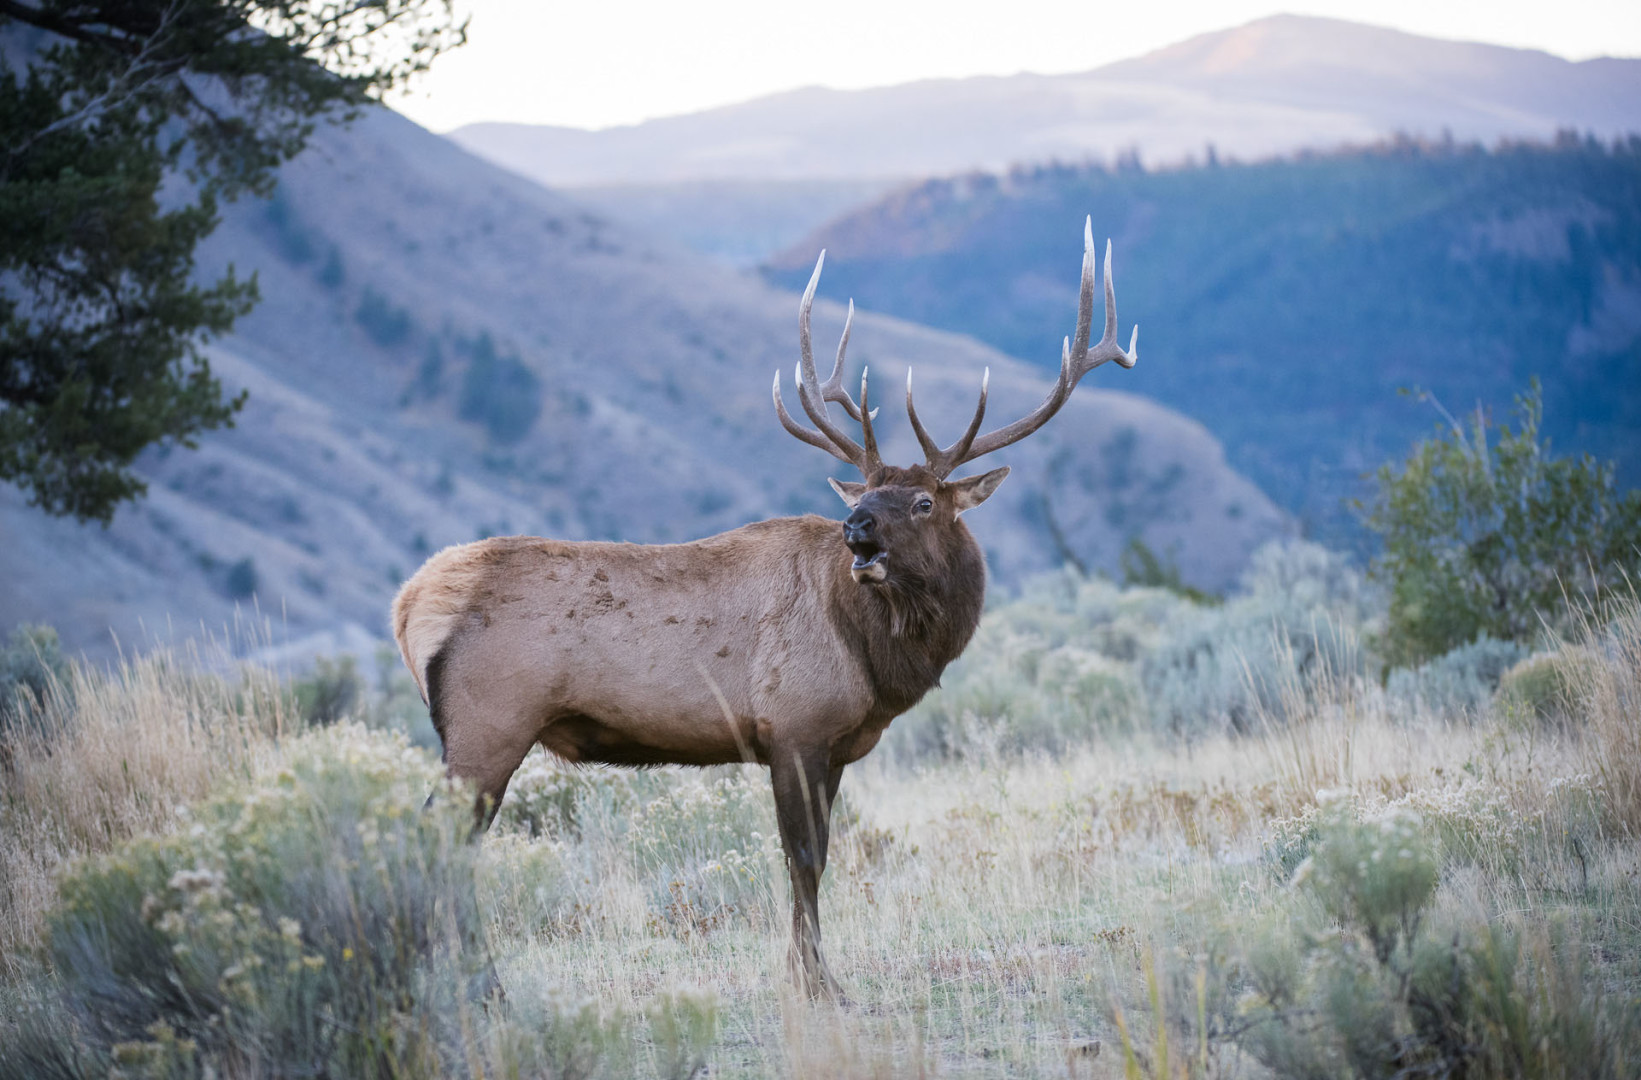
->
[[449, 15, 1641, 266], [0, 110, 1282, 659]]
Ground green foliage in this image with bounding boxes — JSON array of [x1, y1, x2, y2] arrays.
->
[[1495, 648, 1599, 727], [0, 623, 70, 740], [1, 0, 465, 523], [1296, 806, 1439, 965], [290, 653, 363, 726], [457, 332, 542, 444], [1361, 381, 1641, 667]]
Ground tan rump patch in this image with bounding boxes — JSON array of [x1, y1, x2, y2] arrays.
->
[[391, 541, 502, 701]]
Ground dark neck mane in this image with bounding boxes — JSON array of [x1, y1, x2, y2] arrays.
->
[[831, 525, 988, 717]]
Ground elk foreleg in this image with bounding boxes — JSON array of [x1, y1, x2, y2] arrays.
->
[[771, 747, 845, 1000]]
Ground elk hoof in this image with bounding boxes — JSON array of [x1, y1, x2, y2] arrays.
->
[[788, 948, 849, 1005]]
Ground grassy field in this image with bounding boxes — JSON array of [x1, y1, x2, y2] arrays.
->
[[2, 547, 1638, 1078]]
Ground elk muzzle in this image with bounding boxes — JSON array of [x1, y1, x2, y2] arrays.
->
[[843, 509, 888, 583]]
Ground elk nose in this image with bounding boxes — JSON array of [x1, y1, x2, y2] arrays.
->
[[843, 509, 876, 546]]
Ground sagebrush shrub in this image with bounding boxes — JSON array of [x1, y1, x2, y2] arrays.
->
[[27, 724, 489, 1077], [624, 767, 781, 933], [0, 624, 70, 741], [1386, 635, 1530, 718], [1230, 797, 1640, 1079], [1143, 540, 1372, 735]]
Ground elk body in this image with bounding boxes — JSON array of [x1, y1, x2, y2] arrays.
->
[[392, 220, 1137, 998]]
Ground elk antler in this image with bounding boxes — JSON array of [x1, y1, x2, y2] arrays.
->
[[772, 251, 884, 476], [905, 217, 1137, 478]]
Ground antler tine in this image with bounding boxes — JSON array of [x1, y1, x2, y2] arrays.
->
[[797, 257, 868, 417], [946, 219, 1136, 468], [820, 301, 867, 422], [858, 367, 880, 466], [773, 370, 852, 464], [777, 253, 882, 476], [905, 366, 990, 479]]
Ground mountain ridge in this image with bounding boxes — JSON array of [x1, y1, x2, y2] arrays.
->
[[761, 137, 1641, 544], [447, 15, 1641, 188]]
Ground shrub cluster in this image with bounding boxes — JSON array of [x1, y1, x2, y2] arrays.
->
[[1123, 802, 1639, 1079], [8, 725, 491, 1077], [892, 540, 1377, 756]]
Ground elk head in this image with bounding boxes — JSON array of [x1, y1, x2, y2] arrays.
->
[[772, 217, 1138, 589]]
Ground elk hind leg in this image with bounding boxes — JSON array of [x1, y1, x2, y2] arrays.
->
[[426, 643, 541, 831]]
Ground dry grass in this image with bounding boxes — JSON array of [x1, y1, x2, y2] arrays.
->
[[0, 641, 292, 980], [1571, 594, 1641, 835], [2, 596, 1638, 1077]]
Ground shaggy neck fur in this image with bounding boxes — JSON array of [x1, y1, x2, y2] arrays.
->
[[830, 519, 987, 716]]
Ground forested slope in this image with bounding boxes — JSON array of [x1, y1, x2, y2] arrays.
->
[[765, 138, 1641, 540]]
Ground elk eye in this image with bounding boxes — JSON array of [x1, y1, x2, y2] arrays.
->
[[915, 498, 933, 514]]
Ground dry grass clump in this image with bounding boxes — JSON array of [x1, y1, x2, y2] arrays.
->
[[0, 641, 292, 979], [1567, 594, 1641, 835]]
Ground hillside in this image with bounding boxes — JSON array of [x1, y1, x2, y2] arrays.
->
[[763, 138, 1641, 541], [447, 16, 1641, 266], [0, 109, 1285, 660]]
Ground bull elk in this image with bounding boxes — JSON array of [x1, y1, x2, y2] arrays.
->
[[392, 219, 1137, 998]]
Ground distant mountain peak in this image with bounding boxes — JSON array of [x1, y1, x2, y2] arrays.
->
[[446, 16, 1639, 189]]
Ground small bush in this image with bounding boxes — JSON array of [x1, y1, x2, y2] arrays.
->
[[496, 750, 633, 840], [1495, 648, 1598, 726], [1294, 805, 1439, 964], [624, 768, 780, 934], [291, 654, 364, 726], [1386, 635, 1530, 718], [1229, 803, 1639, 1078], [0, 624, 70, 741], [497, 754, 779, 935], [1142, 540, 1371, 735]]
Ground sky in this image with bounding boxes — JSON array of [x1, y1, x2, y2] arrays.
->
[[391, 0, 1641, 133]]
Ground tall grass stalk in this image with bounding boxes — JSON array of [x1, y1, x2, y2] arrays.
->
[[1569, 590, 1641, 835]]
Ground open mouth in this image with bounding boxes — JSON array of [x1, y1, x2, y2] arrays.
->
[[850, 550, 888, 583]]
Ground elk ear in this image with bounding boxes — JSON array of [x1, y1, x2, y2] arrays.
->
[[828, 478, 867, 508], [948, 466, 1010, 514]]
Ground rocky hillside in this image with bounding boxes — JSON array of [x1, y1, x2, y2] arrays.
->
[[0, 109, 1286, 661]]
